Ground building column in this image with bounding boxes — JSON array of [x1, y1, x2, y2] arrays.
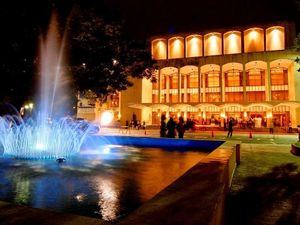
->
[[266, 62, 271, 101], [184, 75, 188, 103], [288, 62, 296, 101], [242, 64, 247, 102], [166, 75, 170, 103], [178, 67, 181, 103], [221, 66, 225, 102], [198, 66, 201, 102], [158, 69, 162, 103], [202, 73, 206, 102]]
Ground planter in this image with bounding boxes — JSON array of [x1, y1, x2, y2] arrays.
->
[[291, 144, 300, 156]]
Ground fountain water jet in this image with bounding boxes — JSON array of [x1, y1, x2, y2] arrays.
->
[[0, 13, 91, 159]]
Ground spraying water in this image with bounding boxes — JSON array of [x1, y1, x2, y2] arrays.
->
[[0, 13, 91, 159]]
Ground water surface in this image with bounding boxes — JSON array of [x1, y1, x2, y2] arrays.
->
[[0, 146, 207, 221]]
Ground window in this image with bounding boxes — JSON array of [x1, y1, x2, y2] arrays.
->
[[188, 72, 199, 88], [271, 91, 288, 100], [169, 75, 178, 89], [152, 94, 159, 103], [170, 94, 178, 103], [225, 92, 243, 102], [225, 71, 242, 87], [246, 91, 266, 102], [161, 76, 166, 89], [206, 93, 221, 102], [271, 69, 288, 85], [189, 93, 199, 102], [247, 70, 265, 86], [207, 72, 220, 87]]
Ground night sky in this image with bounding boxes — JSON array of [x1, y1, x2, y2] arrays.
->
[[0, 0, 299, 106], [1, 0, 300, 40]]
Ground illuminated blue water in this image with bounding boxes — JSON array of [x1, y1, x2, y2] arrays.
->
[[0, 145, 207, 221]]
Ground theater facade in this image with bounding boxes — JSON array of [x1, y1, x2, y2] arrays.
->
[[118, 23, 300, 128], [79, 22, 300, 129]]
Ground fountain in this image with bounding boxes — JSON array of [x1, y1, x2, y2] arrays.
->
[[0, 13, 91, 159]]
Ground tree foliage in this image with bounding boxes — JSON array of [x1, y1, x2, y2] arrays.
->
[[68, 7, 157, 102]]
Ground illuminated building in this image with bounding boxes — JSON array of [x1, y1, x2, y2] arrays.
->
[[79, 23, 300, 129]]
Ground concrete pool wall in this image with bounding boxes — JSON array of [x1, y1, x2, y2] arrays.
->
[[117, 141, 238, 225]]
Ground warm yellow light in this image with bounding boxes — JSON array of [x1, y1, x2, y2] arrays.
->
[[169, 37, 184, 59], [244, 28, 264, 52], [266, 27, 284, 51], [243, 111, 247, 118], [152, 39, 167, 60], [224, 31, 241, 54], [24, 105, 29, 109], [266, 112, 273, 119], [100, 111, 114, 126], [186, 35, 202, 57], [205, 33, 221, 56]]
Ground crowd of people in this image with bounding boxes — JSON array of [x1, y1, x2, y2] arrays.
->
[[160, 115, 186, 138]]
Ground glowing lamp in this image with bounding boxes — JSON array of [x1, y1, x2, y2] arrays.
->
[[100, 111, 114, 126]]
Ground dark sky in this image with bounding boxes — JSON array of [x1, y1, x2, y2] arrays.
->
[[1, 0, 299, 39]]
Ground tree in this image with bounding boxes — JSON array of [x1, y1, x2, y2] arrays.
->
[[68, 7, 157, 103]]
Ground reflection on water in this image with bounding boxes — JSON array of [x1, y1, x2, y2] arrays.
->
[[0, 146, 207, 221]]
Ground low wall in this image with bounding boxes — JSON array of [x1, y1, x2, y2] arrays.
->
[[118, 143, 237, 225]]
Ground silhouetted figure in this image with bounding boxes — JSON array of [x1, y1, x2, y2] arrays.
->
[[160, 115, 167, 137], [167, 117, 176, 138], [177, 116, 185, 138], [227, 118, 234, 138], [132, 112, 137, 128]]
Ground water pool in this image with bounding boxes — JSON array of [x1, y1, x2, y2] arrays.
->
[[0, 145, 208, 221]]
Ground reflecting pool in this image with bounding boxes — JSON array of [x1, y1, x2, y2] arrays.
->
[[0, 145, 207, 221]]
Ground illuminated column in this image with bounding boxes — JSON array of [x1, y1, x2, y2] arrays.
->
[[242, 63, 246, 102], [178, 67, 181, 102], [288, 62, 296, 101], [202, 73, 206, 102], [158, 69, 162, 103], [266, 62, 271, 101], [221, 68, 225, 102], [198, 66, 201, 102], [184, 75, 188, 103], [166, 75, 170, 103], [290, 106, 297, 128], [184, 108, 188, 120]]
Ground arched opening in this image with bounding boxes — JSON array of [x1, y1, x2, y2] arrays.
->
[[168, 36, 184, 59], [266, 26, 285, 51], [201, 64, 221, 103], [244, 28, 265, 53], [160, 67, 179, 103], [151, 39, 167, 60], [180, 66, 199, 103], [204, 33, 222, 56], [245, 61, 267, 102], [186, 34, 203, 58], [270, 59, 293, 101], [222, 63, 243, 102], [223, 31, 242, 54]]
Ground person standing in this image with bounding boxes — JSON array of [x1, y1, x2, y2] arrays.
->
[[167, 117, 176, 138], [177, 116, 185, 138], [160, 115, 167, 137], [227, 118, 234, 138]]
